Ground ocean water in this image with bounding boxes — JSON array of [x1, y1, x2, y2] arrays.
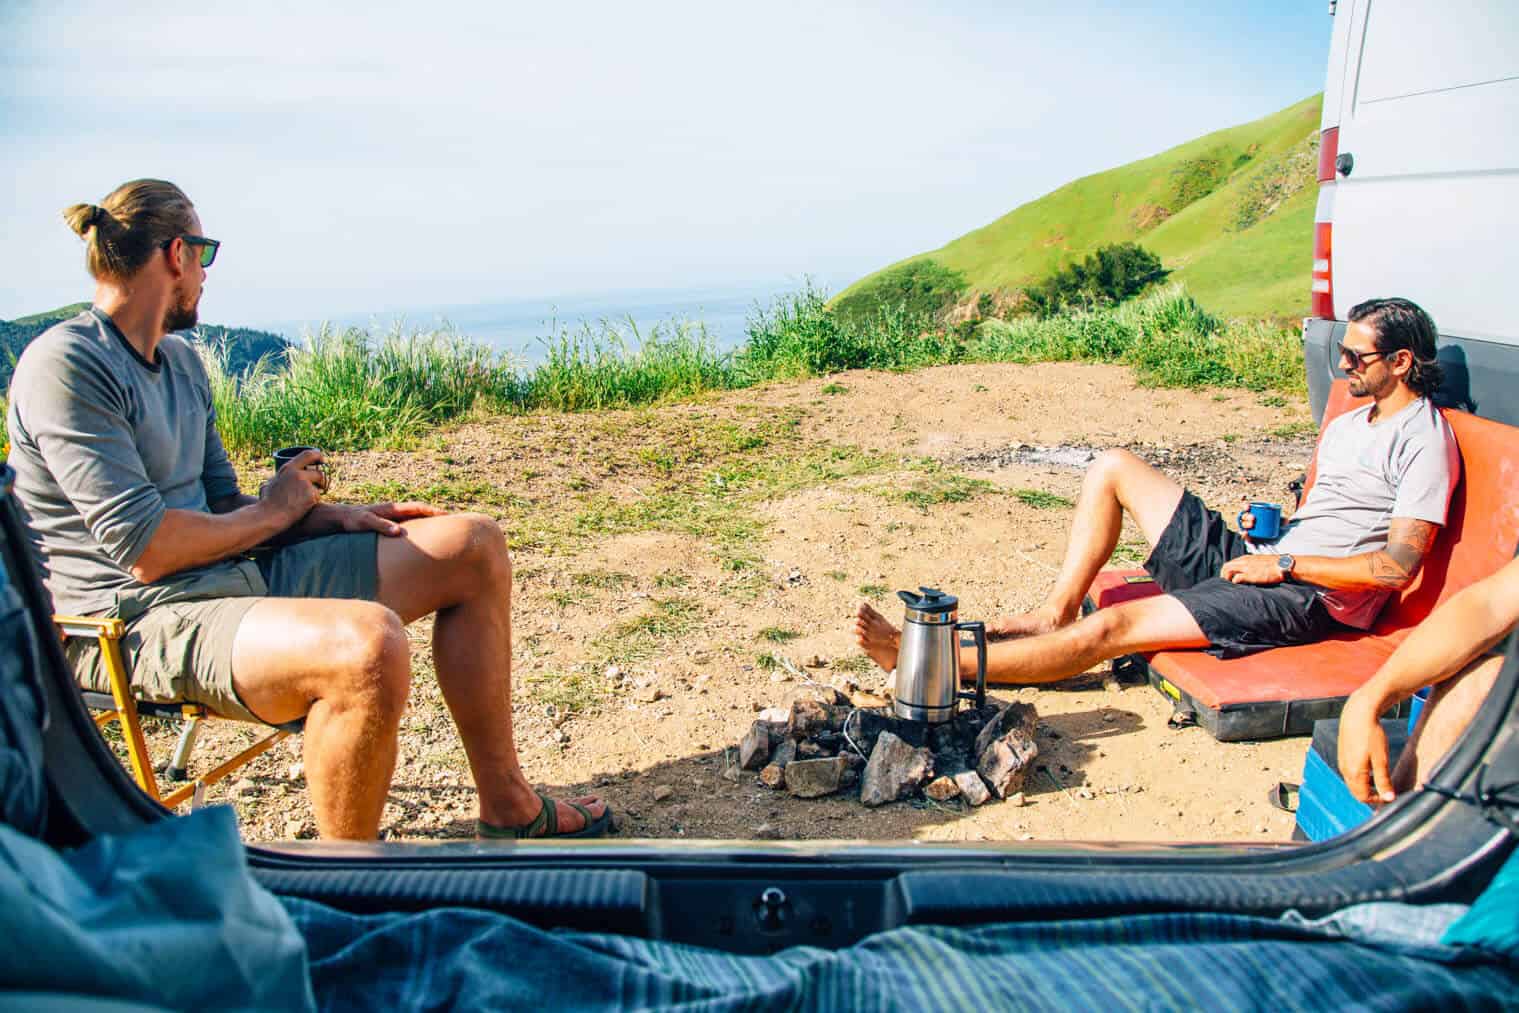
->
[[264, 280, 820, 364]]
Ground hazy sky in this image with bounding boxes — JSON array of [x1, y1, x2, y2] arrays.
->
[[3, 2, 1331, 324]]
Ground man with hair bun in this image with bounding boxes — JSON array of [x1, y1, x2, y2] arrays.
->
[[7, 179, 609, 841], [854, 297, 1461, 687]]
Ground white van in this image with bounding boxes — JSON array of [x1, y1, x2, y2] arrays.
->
[[1306, 0, 1519, 426]]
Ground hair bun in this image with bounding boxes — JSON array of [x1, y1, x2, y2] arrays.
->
[[88, 205, 105, 228]]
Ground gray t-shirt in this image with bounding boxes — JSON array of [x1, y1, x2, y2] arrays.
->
[[5, 308, 258, 617], [1248, 397, 1459, 629]]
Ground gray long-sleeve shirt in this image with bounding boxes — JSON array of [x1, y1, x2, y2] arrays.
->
[[5, 308, 256, 616]]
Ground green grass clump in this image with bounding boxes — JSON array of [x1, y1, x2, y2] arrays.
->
[[204, 325, 517, 456], [1014, 489, 1074, 510], [736, 283, 947, 379], [524, 666, 615, 715], [970, 285, 1304, 393], [1270, 420, 1318, 439], [525, 318, 732, 412], [573, 569, 634, 589], [600, 597, 701, 663], [896, 473, 1000, 513], [759, 627, 801, 643]]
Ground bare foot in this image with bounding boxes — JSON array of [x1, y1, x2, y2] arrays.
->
[[854, 601, 901, 673], [985, 606, 1069, 641]]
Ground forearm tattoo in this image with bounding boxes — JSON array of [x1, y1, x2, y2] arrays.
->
[[1368, 519, 1439, 589]]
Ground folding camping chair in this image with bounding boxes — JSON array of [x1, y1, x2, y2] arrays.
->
[[55, 614, 293, 807]]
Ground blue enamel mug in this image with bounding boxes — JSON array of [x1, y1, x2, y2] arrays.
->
[[1238, 501, 1282, 540]]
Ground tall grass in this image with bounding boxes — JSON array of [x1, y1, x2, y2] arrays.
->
[[201, 282, 1304, 457], [525, 319, 732, 412], [203, 325, 518, 455], [969, 285, 1304, 393]]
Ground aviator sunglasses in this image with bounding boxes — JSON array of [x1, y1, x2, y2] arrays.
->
[[1337, 342, 1388, 370], [161, 234, 221, 268]]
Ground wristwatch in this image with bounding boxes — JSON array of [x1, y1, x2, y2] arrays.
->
[[1277, 554, 1296, 581]]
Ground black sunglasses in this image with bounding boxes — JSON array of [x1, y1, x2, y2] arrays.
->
[[161, 235, 220, 268], [1337, 342, 1388, 369]]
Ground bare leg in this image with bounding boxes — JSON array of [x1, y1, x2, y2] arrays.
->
[[1391, 654, 1503, 794], [233, 598, 411, 840], [375, 514, 603, 834], [990, 449, 1184, 638], [857, 594, 1207, 686]]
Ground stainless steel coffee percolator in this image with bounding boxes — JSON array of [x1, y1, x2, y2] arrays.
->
[[892, 587, 987, 724]]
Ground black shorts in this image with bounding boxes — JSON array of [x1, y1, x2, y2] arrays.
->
[[1143, 490, 1341, 659]]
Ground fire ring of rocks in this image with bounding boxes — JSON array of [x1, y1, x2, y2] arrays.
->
[[732, 684, 1039, 809]]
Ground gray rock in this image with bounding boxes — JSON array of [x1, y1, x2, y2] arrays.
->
[[976, 725, 1040, 799], [804, 684, 850, 707], [758, 740, 798, 789], [785, 756, 848, 798], [973, 701, 1039, 761], [739, 722, 772, 770], [786, 699, 850, 739], [860, 731, 934, 807], [924, 775, 961, 802], [954, 770, 992, 806]]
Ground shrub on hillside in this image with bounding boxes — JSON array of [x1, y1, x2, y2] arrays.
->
[[1022, 242, 1166, 316], [831, 259, 967, 328]]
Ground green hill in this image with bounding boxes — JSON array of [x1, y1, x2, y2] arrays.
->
[[1, 305, 291, 389], [841, 94, 1322, 320]]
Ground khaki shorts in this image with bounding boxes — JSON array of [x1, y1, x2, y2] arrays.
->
[[66, 533, 380, 727]]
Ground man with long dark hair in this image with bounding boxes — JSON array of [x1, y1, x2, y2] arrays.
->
[[855, 297, 1460, 686], [6, 180, 608, 841]]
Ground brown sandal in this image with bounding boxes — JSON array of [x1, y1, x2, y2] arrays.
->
[[476, 791, 612, 839]]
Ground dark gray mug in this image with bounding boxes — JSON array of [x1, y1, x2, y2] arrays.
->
[[273, 446, 322, 472]]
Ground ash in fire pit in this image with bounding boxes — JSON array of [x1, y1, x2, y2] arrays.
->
[[734, 686, 1039, 808]]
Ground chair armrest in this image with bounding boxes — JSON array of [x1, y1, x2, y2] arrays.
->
[[54, 614, 125, 641]]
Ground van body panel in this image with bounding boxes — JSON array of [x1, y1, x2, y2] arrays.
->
[[1309, 0, 1519, 426], [1320, 0, 1358, 128], [1332, 171, 1519, 342]]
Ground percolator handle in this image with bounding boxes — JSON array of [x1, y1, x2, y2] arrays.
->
[[955, 621, 987, 711]]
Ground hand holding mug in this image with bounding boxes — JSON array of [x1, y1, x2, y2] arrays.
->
[[266, 447, 327, 520], [1238, 500, 1283, 541]]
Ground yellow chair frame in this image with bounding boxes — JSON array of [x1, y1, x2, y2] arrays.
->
[[56, 614, 291, 808]]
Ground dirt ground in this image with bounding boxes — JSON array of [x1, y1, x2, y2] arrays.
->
[[119, 361, 1324, 845]]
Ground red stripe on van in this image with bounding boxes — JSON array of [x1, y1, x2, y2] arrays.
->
[[1311, 221, 1334, 320], [1318, 127, 1339, 182]]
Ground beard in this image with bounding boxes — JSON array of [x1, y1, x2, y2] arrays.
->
[[162, 288, 200, 333]]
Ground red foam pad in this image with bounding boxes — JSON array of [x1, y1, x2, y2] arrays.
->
[[1087, 569, 1164, 609], [1149, 634, 1400, 710]]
